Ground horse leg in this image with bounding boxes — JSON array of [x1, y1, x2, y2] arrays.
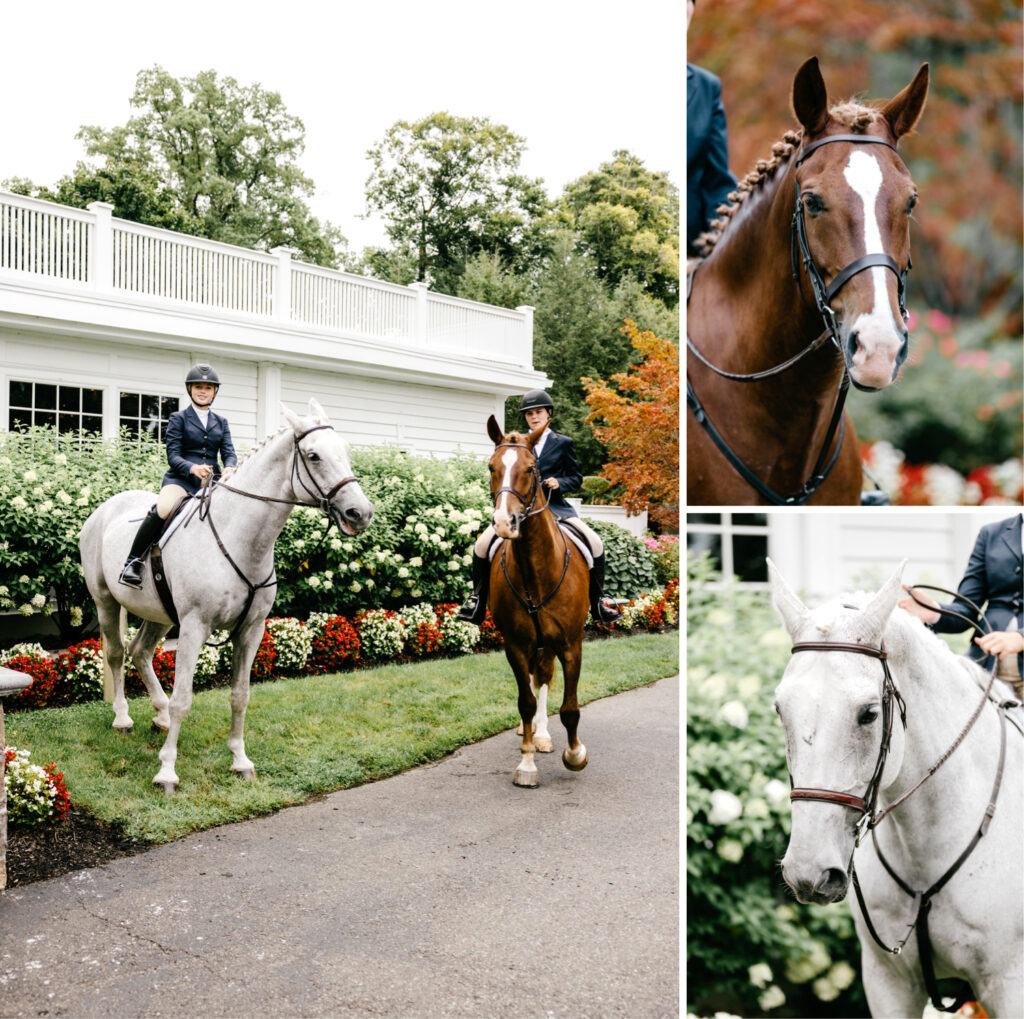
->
[[531, 655, 555, 753], [128, 620, 172, 732], [152, 624, 202, 794], [96, 601, 131, 730], [859, 945, 927, 1019], [558, 641, 587, 771], [506, 645, 539, 788], [226, 620, 264, 780]]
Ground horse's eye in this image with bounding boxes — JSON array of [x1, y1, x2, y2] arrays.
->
[[804, 194, 826, 216], [308, 451, 321, 463], [907, 194, 918, 214], [858, 704, 879, 726]]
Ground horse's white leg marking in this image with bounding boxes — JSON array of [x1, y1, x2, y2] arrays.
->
[[514, 749, 538, 787], [532, 680, 553, 752], [563, 741, 588, 770], [491, 448, 518, 533], [98, 602, 132, 730], [842, 150, 904, 386]]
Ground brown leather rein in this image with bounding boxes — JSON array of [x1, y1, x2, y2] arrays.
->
[[786, 589, 1019, 1011]]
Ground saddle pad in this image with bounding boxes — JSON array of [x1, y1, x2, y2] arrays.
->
[[156, 497, 198, 550], [486, 524, 593, 569]]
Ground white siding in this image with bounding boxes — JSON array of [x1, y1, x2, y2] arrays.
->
[[279, 367, 502, 456]]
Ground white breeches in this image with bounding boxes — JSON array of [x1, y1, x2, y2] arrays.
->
[[156, 484, 190, 519]]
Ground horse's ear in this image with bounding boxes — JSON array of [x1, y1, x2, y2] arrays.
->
[[792, 56, 830, 137], [853, 560, 907, 642], [526, 424, 547, 450], [880, 64, 929, 141], [767, 558, 810, 637], [281, 403, 302, 432], [308, 397, 329, 423], [486, 415, 504, 446]]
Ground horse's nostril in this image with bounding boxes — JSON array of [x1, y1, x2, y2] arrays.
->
[[847, 330, 860, 361], [819, 867, 848, 896]]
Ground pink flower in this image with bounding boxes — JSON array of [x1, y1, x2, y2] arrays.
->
[[925, 309, 953, 333], [992, 360, 1012, 378]]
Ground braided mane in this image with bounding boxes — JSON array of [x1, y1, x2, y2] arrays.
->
[[692, 100, 881, 259]]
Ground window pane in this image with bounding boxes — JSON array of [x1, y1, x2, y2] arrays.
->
[[59, 413, 79, 433], [9, 381, 31, 407], [120, 417, 141, 437], [36, 410, 56, 428], [687, 531, 722, 570], [81, 414, 102, 435], [161, 396, 179, 415], [733, 513, 767, 527], [35, 384, 56, 410], [120, 392, 139, 416], [59, 387, 79, 412], [687, 513, 721, 525], [82, 389, 102, 415], [9, 408, 31, 430], [733, 534, 768, 582]]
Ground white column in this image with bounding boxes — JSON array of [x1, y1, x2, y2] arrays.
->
[[515, 304, 535, 368], [409, 281, 429, 345], [271, 246, 293, 323], [256, 362, 283, 439], [86, 201, 115, 294]]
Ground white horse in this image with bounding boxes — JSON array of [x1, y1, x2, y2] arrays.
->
[[768, 560, 1023, 1018], [80, 399, 373, 794]]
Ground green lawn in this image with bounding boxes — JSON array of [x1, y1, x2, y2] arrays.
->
[[5, 631, 678, 843]]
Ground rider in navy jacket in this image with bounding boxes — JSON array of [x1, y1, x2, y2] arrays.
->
[[457, 390, 622, 626], [900, 514, 1023, 689], [119, 363, 237, 588]]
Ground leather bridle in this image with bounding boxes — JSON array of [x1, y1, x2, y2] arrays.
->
[[784, 589, 1018, 1012], [687, 133, 913, 505], [490, 442, 544, 521]]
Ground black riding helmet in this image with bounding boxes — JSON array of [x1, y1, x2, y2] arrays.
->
[[185, 363, 221, 397], [520, 389, 554, 415]]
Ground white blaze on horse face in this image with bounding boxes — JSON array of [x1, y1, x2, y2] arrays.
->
[[492, 448, 519, 536], [842, 150, 904, 389]]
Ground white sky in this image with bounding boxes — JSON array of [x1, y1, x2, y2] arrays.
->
[[0, 0, 683, 253]]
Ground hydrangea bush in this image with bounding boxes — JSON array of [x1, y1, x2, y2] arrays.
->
[[686, 551, 865, 1018], [3, 746, 70, 826]]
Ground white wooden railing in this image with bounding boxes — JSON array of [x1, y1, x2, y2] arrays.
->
[[0, 191, 534, 366]]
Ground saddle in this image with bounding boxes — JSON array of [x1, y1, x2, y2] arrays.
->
[[485, 520, 595, 569]]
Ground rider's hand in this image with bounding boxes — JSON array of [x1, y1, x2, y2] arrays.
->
[[544, 478, 560, 490], [975, 630, 1024, 660], [897, 584, 940, 624], [220, 467, 234, 481], [190, 464, 213, 479]]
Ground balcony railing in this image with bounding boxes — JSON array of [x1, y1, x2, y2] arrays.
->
[[0, 191, 534, 367]]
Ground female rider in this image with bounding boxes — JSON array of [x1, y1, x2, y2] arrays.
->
[[119, 363, 237, 588], [457, 389, 623, 625]]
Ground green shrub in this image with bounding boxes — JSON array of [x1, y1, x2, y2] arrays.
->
[[686, 550, 866, 1018], [580, 475, 612, 502], [851, 311, 1022, 473], [588, 519, 658, 598]]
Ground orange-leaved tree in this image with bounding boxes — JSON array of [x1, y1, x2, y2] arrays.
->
[[583, 321, 679, 531]]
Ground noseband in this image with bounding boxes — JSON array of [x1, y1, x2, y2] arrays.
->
[[790, 134, 912, 391]]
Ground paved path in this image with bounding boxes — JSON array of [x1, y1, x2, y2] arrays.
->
[[0, 677, 678, 1018]]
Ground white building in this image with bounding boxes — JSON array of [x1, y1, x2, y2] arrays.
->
[[0, 192, 548, 455], [686, 509, 1018, 600]]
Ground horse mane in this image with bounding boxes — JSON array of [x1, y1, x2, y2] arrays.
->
[[693, 100, 882, 258]]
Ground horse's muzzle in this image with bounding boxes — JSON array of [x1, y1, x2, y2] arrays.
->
[[331, 501, 373, 536], [492, 510, 522, 539], [783, 865, 850, 905]]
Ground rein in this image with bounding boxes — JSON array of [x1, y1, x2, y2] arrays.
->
[[687, 133, 912, 504], [491, 440, 572, 659], [165, 425, 358, 646], [787, 588, 1018, 1011]]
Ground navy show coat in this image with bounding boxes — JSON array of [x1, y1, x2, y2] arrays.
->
[[687, 63, 737, 256], [162, 405, 238, 494], [536, 430, 583, 520], [930, 514, 1023, 677]]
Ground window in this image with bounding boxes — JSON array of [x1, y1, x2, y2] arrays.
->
[[686, 513, 770, 584], [9, 381, 102, 435], [120, 392, 179, 441]]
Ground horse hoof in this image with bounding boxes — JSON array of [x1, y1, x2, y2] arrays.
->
[[534, 736, 554, 753], [113, 721, 134, 733], [154, 779, 179, 796], [233, 768, 256, 782], [514, 768, 539, 788], [562, 747, 588, 772], [151, 718, 169, 733]]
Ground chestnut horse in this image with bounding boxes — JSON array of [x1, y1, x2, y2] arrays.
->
[[483, 415, 590, 788], [687, 57, 929, 505]]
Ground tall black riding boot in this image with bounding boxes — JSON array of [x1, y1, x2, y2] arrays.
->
[[457, 552, 492, 624], [118, 505, 163, 589], [589, 553, 623, 624]]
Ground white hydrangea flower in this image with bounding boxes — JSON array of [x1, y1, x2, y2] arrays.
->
[[758, 985, 786, 1011], [707, 789, 743, 825], [716, 838, 744, 863], [719, 701, 749, 729], [764, 779, 789, 806], [748, 963, 773, 988]]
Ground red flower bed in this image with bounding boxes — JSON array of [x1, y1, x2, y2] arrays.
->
[[309, 616, 361, 673], [476, 612, 504, 650], [406, 620, 442, 658], [3, 654, 58, 711], [251, 629, 276, 680]]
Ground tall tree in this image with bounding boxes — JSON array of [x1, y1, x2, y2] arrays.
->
[[561, 151, 680, 306], [584, 322, 679, 531], [8, 67, 345, 267], [364, 113, 552, 293]]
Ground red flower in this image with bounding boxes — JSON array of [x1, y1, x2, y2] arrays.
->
[[309, 616, 361, 673], [4, 654, 58, 711]]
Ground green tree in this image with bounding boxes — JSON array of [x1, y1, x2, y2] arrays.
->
[[561, 150, 680, 306], [364, 112, 552, 293], [8, 66, 345, 267]]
